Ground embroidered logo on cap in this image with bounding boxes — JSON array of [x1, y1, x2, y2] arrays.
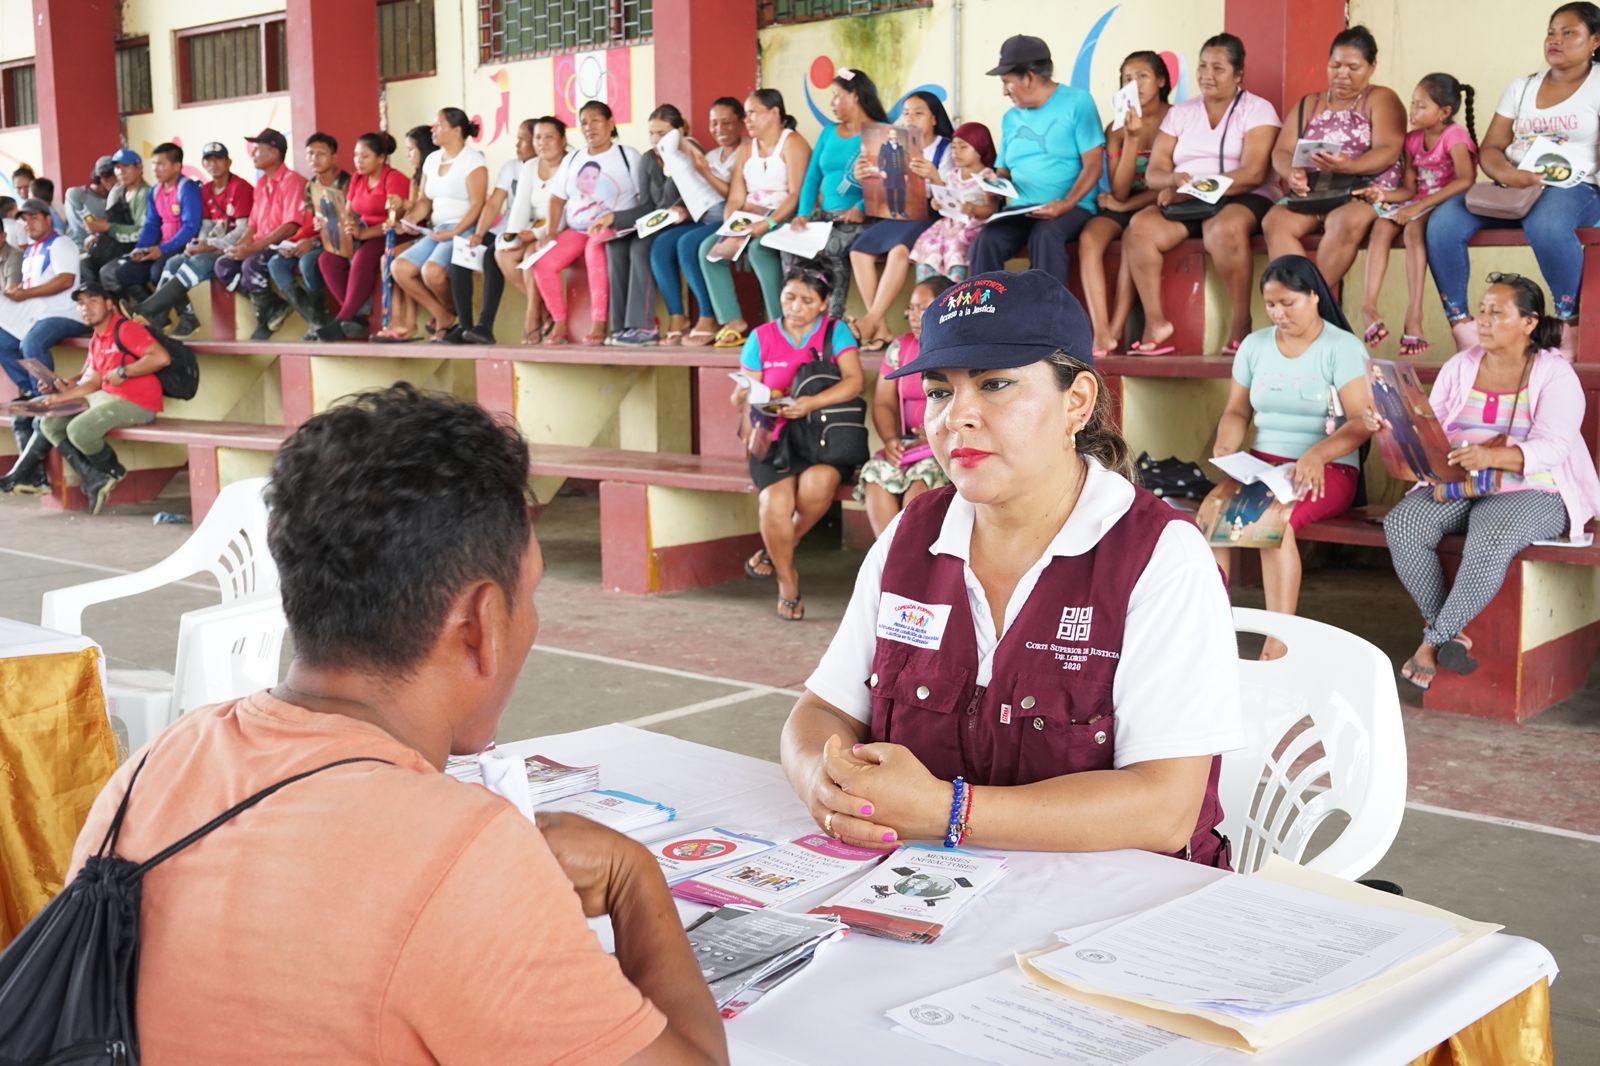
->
[[937, 278, 1006, 323], [1057, 606, 1093, 642]]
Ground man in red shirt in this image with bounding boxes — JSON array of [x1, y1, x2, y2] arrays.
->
[[212, 128, 309, 340], [30, 283, 170, 514], [134, 141, 255, 337]]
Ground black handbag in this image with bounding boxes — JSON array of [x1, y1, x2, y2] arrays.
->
[[1284, 94, 1374, 215], [1162, 90, 1242, 223], [788, 319, 870, 468]]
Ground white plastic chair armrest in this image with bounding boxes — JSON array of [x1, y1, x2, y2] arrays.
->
[[41, 553, 208, 634]]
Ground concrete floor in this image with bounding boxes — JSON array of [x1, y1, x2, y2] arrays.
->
[[3, 483, 1597, 1060]]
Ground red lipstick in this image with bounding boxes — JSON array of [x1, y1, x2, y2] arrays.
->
[[949, 447, 991, 468]]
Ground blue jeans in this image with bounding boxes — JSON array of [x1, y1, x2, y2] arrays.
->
[[1425, 184, 1600, 322], [267, 247, 326, 297], [651, 221, 718, 318], [0, 316, 91, 391]]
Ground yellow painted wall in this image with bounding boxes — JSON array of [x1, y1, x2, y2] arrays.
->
[[1522, 560, 1600, 647]]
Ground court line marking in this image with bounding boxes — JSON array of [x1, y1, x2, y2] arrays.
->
[[0, 545, 222, 594], [1402, 800, 1600, 844], [535, 643, 805, 698], [621, 687, 780, 728]]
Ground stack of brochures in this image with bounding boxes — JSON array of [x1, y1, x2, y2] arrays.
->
[[537, 789, 676, 833], [686, 906, 846, 1018], [443, 751, 599, 804], [672, 833, 886, 908], [809, 844, 1008, 943], [650, 826, 780, 885]]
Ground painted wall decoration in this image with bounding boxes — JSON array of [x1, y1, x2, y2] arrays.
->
[[553, 48, 635, 128]]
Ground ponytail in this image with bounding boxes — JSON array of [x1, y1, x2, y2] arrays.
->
[[751, 88, 798, 130], [439, 107, 480, 140], [1461, 84, 1477, 143], [358, 131, 397, 159], [1489, 271, 1565, 351], [1047, 353, 1136, 481], [1420, 73, 1477, 143]]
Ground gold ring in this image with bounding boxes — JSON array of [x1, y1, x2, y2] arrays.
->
[[825, 812, 836, 836]]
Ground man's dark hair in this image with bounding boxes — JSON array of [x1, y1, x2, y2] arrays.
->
[[265, 384, 532, 673], [152, 142, 183, 164], [306, 131, 339, 153], [0, 197, 15, 219], [30, 177, 53, 202]]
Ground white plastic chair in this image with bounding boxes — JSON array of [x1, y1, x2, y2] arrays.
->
[[39, 477, 280, 751], [1219, 607, 1407, 880]]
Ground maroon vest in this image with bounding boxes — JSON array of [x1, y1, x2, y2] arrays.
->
[[868, 484, 1230, 868]]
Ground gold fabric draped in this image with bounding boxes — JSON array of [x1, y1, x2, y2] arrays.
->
[[1407, 979, 1555, 1066], [0, 646, 118, 947]]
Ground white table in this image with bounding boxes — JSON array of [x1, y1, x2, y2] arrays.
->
[[503, 724, 1557, 1066]]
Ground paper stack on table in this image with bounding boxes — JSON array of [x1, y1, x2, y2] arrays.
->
[[685, 906, 846, 1018], [672, 833, 885, 908], [651, 826, 780, 885], [537, 788, 675, 833], [444, 752, 597, 797], [1017, 856, 1501, 1052], [809, 844, 1007, 943]]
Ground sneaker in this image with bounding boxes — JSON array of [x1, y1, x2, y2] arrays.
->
[[461, 327, 496, 345], [614, 328, 660, 347], [170, 311, 201, 338], [339, 319, 370, 340]]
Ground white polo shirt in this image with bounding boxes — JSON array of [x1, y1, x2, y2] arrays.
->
[[805, 459, 1246, 769], [0, 233, 82, 340]]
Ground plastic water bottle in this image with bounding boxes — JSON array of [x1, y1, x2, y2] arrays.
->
[[152, 511, 191, 526]]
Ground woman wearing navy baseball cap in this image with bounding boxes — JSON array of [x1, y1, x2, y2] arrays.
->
[[780, 270, 1244, 864]]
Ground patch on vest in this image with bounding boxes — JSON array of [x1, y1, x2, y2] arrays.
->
[[875, 593, 952, 650]]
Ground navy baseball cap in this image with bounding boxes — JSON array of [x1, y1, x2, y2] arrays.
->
[[109, 148, 142, 167], [887, 269, 1095, 379]]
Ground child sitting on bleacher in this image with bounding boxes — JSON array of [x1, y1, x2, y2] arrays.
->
[[909, 123, 997, 285]]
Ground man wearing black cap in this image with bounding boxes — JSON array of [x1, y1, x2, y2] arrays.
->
[[969, 35, 1106, 287], [0, 201, 90, 495], [134, 142, 255, 337], [64, 155, 117, 248], [212, 128, 309, 340], [16, 284, 170, 514], [781, 269, 1242, 869]]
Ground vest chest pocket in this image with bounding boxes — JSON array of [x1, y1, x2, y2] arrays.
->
[[868, 645, 972, 782], [1004, 676, 1116, 785]]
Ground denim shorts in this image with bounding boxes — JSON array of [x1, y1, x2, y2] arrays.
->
[[400, 225, 475, 269]]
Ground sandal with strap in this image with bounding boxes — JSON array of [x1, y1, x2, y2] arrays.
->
[[683, 328, 717, 347], [1401, 656, 1436, 690], [777, 594, 805, 621], [745, 550, 774, 580], [714, 326, 747, 349], [1399, 334, 1430, 356], [1436, 639, 1480, 676], [1363, 320, 1390, 347]]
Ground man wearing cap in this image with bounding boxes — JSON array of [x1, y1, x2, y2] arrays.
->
[[213, 128, 309, 340], [65, 156, 117, 248], [968, 36, 1106, 287], [134, 142, 254, 337], [0, 200, 91, 495], [102, 142, 202, 304], [81, 148, 150, 283], [15, 283, 170, 514], [779, 269, 1243, 867]]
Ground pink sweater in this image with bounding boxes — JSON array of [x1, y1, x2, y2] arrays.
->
[[1428, 346, 1600, 535]]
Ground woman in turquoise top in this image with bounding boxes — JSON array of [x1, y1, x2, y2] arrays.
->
[[1211, 256, 1376, 658], [783, 68, 890, 319]]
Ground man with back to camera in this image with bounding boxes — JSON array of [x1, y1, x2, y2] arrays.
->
[[64, 383, 729, 1065]]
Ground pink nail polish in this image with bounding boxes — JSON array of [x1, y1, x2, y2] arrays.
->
[[853, 743, 864, 751], [882, 830, 897, 842], [861, 805, 874, 816]]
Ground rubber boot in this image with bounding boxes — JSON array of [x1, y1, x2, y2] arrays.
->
[[278, 283, 330, 338], [56, 439, 124, 516], [133, 277, 189, 332], [248, 291, 283, 341], [171, 299, 202, 339], [0, 418, 51, 494]]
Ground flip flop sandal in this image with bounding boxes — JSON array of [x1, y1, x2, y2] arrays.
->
[[1435, 640, 1480, 676], [1399, 335, 1430, 356], [1131, 341, 1176, 356], [745, 550, 774, 579], [859, 338, 890, 354], [1363, 320, 1390, 347], [714, 327, 747, 348], [683, 329, 717, 347], [1400, 656, 1436, 690], [777, 595, 805, 621], [584, 330, 609, 346], [663, 330, 685, 346]]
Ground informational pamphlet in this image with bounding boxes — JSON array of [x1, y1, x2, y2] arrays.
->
[[986, 203, 1046, 221], [759, 221, 832, 261], [657, 128, 724, 222], [517, 240, 558, 271], [705, 235, 750, 263], [446, 751, 600, 822], [1194, 480, 1293, 549], [633, 207, 683, 239], [685, 906, 846, 1016], [537, 789, 675, 833], [652, 826, 780, 885], [1292, 138, 1346, 169], [889, 966, 1218, 1066], [1110, 81, 1144, 131], [809, 844, 1008, 944], [1177, 175, 1233, 204], [717, 210, 768, 237], [979, 174, 1021, 200], [673, 833, 886, 908], [1209, 452, 1303, 504], [450, 235, 486, 272], [1518, 135, 1593, 188]]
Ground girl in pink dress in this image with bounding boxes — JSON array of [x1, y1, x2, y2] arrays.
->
[[909, 122, 997, 283], [1356, 75, 1479, 355]]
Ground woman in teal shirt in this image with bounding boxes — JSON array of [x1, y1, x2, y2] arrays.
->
[[783, 69, 890, 318], [1211, 255, 1376, 658]]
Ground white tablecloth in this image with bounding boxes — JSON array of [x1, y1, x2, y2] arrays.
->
[[504, 724, 1558, 1066], [0, 616, 100, 663]]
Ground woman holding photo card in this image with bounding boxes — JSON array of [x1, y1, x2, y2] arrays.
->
[[1210, 256, 1375, 659], [781, 271, 1243, 864], [1373, 274, 1600, 689], [495, 117, 572, 344]]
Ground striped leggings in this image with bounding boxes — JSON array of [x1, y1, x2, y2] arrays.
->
[[1383, 487, 1568, 647]]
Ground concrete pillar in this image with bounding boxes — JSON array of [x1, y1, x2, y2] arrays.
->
[[284, 0, 382, 169], [1224, 0, 1346, 118], [31, 0, 121, 186], [652, 0, 759, 132]]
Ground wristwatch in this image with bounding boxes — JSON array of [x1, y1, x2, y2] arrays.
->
[[114, 367, 128, 383]]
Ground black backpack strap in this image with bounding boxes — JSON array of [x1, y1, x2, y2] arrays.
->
[[96, 750, 154, 861], [132, 756, 394, 876]]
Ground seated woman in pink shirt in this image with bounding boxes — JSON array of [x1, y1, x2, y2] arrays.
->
[[1371, 273, 1600, 689]]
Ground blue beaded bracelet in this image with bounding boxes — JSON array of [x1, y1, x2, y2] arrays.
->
[[944, 776, 966, 848]]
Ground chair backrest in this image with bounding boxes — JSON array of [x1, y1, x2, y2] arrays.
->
[[169, 592, 287, 717], [41, 478, 277, 634], [1220, 608, 1407, 880]]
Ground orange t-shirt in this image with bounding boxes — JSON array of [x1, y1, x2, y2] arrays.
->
[[68, 692, 666, 1065]]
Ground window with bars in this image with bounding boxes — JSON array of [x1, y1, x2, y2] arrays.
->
[[758, 0, 929, 25], [117, 39, 154, 115], [176, 17, 288, 105], [380, 0, 437, 81], [479, 0, 652, 63], [0, 62, 38, 128]]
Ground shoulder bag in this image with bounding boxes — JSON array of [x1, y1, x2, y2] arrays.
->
[[1432, 355, 1534, 501], [1465, 75, 1545, 220], [1162, 90, 1243, 223], [789, 319, 870, 468]]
